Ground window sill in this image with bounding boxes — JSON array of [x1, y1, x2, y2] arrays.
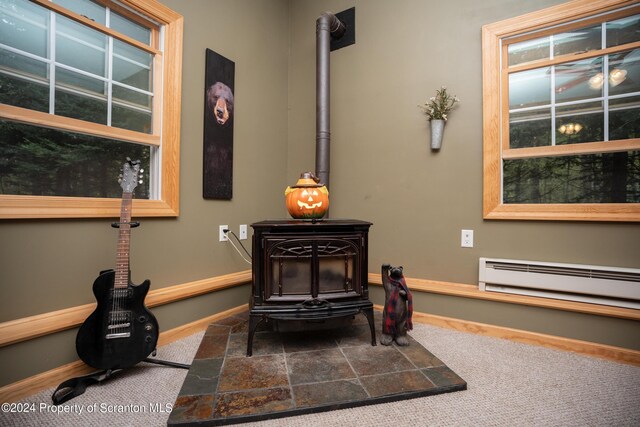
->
[[0, 195, 178, 219], [482, 203, 640, 222]]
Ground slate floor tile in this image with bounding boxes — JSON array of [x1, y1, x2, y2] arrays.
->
[[342, 344, 415, 376], [194, 334, 228, 359], [213, 387, 293, 417], [217, 354, 289, 392], [293, 379, 368, 408], [422, 366, 467, 387], [178, 358, 224, 396], [287, 348, 355, 385], [360, 370, 436, 398], [169, 310, 466, 426]]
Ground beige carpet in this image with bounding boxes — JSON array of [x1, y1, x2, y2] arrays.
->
[[1, 322, 639, 427]]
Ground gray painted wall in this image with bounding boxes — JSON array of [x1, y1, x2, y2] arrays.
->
[[1, 0, 638, 387], [286, 0, 640, 348], [0, 0, 290, 386]]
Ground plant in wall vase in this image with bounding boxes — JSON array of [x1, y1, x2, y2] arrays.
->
[[418, 86, 460, 150]]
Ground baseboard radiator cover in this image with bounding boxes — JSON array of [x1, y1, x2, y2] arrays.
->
[[478, 258, 640, 310]]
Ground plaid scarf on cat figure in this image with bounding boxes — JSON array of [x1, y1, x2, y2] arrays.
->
[[383, 275, 413, 335]]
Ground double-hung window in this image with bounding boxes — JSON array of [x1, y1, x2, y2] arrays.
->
[[482, 0, 640, 221], [0, 0, 182, 218]]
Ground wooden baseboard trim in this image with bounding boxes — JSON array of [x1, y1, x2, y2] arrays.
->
[[0, 270, 251, 348], [6, 271, 636, 350], [376, 304, 640, 367], [368, 273, 640, 321], [0, 304, 249, 403]]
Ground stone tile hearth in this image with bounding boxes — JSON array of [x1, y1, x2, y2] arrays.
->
[[168, 310, 466, 426]]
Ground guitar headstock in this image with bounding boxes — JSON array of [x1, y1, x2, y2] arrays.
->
[[118, 158, 144, 193]]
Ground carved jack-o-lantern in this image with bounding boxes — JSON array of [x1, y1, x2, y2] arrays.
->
[[285, 172, 329, 219]]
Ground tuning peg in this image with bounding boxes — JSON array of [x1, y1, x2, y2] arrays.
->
[[139, 169, 144, 173], [139, 180, 143, 184]]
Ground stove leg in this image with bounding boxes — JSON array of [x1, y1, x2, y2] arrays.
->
[[246, 314, 265, 357], [362, 307, 377, 346]]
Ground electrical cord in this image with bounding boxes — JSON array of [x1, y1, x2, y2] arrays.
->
[[224, 229, 252, 265]]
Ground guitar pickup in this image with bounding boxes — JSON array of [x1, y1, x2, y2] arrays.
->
[[107, 323, 131, 329], [111, 288, 132, 299], [105, 332, 131, 339], [109, 311, 132, 324]]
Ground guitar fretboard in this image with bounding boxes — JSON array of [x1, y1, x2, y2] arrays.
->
[[115, 192, 133, 289]]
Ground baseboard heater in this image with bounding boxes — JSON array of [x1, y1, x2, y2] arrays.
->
[[479, 258, 640, 310]]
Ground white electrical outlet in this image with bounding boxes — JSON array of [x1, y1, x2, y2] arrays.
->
[[239, 224, 248, 240], [219, 225, 229, 242], [461, 229, 474, 248]]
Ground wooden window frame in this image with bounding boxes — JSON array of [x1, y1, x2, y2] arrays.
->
[[0, 0, 183, 219], [482, 0, 640, 222]]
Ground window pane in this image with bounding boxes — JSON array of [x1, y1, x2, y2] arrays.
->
[[113, 40, 151, 91], [55, 89, 107, 123], [0, 0, 49, 57], [112, 104, 152, 133], [553, 25, 601, 57], [556, 101, 603, 145], [0, 73, 49, 112], [610, 96, 640, 141], [53, 0, 105, 26], [509, 67, 551, 109], [509, 109, 551, 148], [113, 84, 152, 109], [55, 68, 107, 124], [110, 11, 151, 45], [508, 36, 549, 66], [606, 14, 639, 48], [608, 49, 639, 97], [503, 151, 640, 204], [56, 66, 105, 94], [0, 120, 151, 199], [555, 58, 603, 103], [0, 49, 49, 111], [56, 14, 106, 77], [0, 47, 47, 79], [112, 84, 152, 133]]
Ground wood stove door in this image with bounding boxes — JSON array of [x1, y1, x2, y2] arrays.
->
[[264, 236, 361, 303], [315, 239, 359, 298], [266, 239, 313, 301]]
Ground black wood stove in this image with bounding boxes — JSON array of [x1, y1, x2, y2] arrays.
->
[[247, 219, 376, 356]]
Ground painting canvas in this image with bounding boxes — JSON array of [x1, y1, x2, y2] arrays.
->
[[203, 49, 235, 199]]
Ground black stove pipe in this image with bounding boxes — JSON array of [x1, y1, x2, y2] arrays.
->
[[316, 12, 345, 198]]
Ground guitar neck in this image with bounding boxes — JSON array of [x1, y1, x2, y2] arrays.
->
[[115, 192, 133, 289]]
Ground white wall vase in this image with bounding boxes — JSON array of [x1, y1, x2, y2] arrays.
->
[[430, 119, 445, 150]]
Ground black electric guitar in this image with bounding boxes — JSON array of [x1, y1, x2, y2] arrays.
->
[[76, 160, 158, 370]]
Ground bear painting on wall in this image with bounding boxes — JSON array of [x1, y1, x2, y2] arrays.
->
[[203, 49, 235, 200]]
